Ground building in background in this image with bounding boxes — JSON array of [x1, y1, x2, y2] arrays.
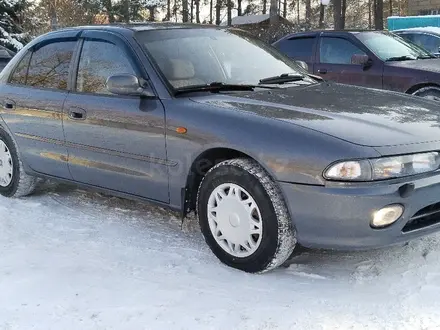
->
[[409, 0, 440, 15]]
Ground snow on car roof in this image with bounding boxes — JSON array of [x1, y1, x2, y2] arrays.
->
[[395, 26, 440, 34]]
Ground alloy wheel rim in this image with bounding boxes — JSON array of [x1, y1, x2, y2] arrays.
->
[[207, 183, 263, 258], [0, 140, 13, 187]]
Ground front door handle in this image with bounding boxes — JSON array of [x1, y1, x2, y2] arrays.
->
[[68, 107, 86, 120], [318, 68, 328, 74]]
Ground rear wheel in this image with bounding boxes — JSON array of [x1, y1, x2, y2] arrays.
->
[[0, 128, 38, 197], [413, 86, 440, 101], [197, 158, 297, 273]]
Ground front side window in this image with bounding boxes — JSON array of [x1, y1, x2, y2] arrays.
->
[[320, 37, 366, 64], [26, 41, 76, 90], [135, 28, 313, 89], [411, 34, 440, 54], [76, 40, 135, 95], [356, 32, 432, 61]]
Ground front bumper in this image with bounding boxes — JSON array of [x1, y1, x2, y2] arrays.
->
[[279, 173, 440, 250]]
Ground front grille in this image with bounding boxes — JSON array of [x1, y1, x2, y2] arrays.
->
[[403, 202, 440, 233]]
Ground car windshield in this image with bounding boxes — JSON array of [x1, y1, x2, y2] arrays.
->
[[135, 28, 314, 89], [356, 31, 433, 61]]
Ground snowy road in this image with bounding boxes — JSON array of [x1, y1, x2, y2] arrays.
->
[[1, 181, 440, 329]]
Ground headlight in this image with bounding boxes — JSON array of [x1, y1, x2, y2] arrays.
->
[[324, 152, 440, 181]]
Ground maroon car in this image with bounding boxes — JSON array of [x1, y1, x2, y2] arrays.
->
[[273, 30, 440, 100]]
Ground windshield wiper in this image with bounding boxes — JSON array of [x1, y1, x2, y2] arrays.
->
[[417, 54, 436, 59], [385, 55, 417, 62], [174, 82, 279, 95], [259, 73, 305, 85]]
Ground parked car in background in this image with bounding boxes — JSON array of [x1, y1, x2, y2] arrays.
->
[[4, 24, 440, 274], [0, 46, 15, 72], [394, 27, 440, 57], [273, 30, 440, 100]]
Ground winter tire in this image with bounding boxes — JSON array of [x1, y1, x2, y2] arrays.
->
[[413, 86, 440, 102], [197, 158, 297, 273], [0, 128, 38, 197]]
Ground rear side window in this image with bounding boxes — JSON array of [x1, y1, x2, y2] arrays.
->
[[320, 37, 366, 64], [9, 52, 31, 85], [76, 40, 135, 95], [275, 37, 316, 62], [26, 41, 76, 90]]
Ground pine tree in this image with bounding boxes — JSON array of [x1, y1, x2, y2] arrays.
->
[[0, 0, 29, 51]]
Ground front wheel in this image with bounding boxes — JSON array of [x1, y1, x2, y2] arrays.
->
[[413, 86, 440, 101], [197, 158, 297, 273], [0, 128, 38, 197]]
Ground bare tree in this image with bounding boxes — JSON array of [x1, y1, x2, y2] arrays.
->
[[209, 0, 213, 23], [305, 0, 311, 29], [227, 0, 232, 25], [195, 0, 200, 22], [341, 0, 347, 29], [215, 0, 221, 25], [319, 3, 325, 28], [269, 0, 278, 25], [182, 0, 189, 22], [283, 0, 287, 17], [262, 0, 267, 14], [333, 0, 343, 29], [374, 0, 383, 29]]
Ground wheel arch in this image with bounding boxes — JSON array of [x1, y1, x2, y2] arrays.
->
[[181, 147, 283, 218], [406, 82, 440, 95]]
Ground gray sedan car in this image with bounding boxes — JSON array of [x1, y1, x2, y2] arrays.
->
[[2, 24, 440, 273]]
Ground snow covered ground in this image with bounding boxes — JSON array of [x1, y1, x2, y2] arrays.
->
[[2, 181, 440, 329]]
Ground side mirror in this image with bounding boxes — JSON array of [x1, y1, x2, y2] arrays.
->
[[295, 60, 309, 72], [351, 54, 372, 68], [106, 74, 155, 97]]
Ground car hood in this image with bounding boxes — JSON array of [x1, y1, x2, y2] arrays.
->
[[191, 82, 440, 147], [386, 58, 440, 73]]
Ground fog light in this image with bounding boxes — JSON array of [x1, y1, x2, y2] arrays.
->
[[371, 204, 404, 228]]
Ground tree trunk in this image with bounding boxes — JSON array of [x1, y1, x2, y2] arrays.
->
[[305, 0, 311, 30], [195, 0, 200, 23], [227, 0, 232, 25], [297, 0, 300, 25], [319, 4, 325, 28], [374, 0, 383, 30], [262, 0, 267, 14], [123, 0, 130, 23], [341, 0, 347, 29], [166, 0, 171, 20], [368, 0, 372, 29], [182, 0, 189, 22], [210, 0, 213, 23], [103, 0, 115, 23], [190, 0, 194, 22], [148, 7, 155, 21], [237, 0, 242, 16], [389, 0, 393, 15], [49, 0, 58, 30], [269, 0, 278, 25], [333, 0, 342, 30], [215, 0, 221, 25], [283, 0, 287, 18]]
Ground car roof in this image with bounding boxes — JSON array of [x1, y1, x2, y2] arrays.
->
[[394, 27, 440, 35], [54, 22, 220, 34], [273, 29, 387, 43]]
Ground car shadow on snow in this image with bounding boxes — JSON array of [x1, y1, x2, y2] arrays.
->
[[31, 180, 440, 283]]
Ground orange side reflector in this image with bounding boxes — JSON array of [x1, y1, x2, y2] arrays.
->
[[176, 127, 187, 134]]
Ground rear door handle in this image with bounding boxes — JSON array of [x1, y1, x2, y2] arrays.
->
[[318, 68, 328, 74], [3, 99, 15, 110], [68, 107, 86, 120]]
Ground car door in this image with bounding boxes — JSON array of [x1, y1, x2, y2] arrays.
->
[[63, 30, 169, 202], [273, 36, 317, 73], [0, 33, 78, 179], [315, 36, 383, 89]]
